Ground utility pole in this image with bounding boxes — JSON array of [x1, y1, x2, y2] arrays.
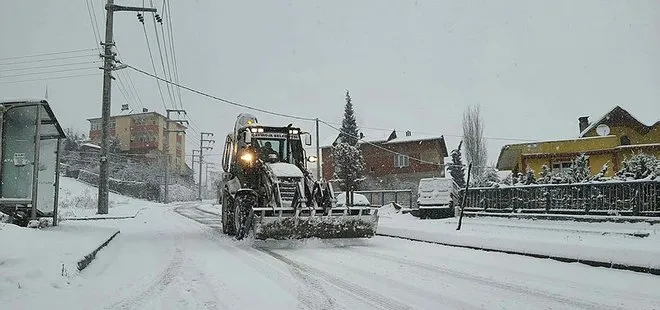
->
[[191, 149, 200, 179], [199, 132, 214, 200], [163, 109, 187, 204], [97, 0, 156, 214], [315, 118, 321, 180]]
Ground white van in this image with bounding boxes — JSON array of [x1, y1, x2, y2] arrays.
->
[[414, 177, 458, 219]]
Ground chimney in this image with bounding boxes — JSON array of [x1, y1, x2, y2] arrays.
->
[[142, 108, 148, 113], [578, 116, 589, 133], [405, 130, 412, 137]]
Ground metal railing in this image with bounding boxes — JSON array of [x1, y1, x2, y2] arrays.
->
[[355, 189, 414, 208], [459, 180, 660, 217]]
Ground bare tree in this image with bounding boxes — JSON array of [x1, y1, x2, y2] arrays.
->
[[462, 104, 488, 183]]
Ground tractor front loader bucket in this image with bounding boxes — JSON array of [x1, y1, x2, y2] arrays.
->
[[250, 207, 379, 240]]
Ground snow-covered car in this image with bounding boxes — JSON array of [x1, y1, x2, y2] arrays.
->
[[334, 192, 371, 208]]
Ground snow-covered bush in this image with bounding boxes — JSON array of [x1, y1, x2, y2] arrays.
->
[[568, 153, 591, 183], [615, 153, 659, 180]]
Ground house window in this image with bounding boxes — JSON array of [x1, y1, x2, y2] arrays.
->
[[394, 154, 409, 168], [551, 160, 572, 172]]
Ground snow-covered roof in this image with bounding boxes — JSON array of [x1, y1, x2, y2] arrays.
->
[[80, 143, 101, 149], [321, 130, 445, 148], [578, 105, 659, 137]]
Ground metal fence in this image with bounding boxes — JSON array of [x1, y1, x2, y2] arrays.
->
[[459, 180, 660, 217], [355, 190, 414, 208]]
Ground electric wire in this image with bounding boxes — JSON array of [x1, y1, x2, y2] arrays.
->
[[124, 63, 316, 121], [0, 61, 100, 72], [0, 67, 99, 79], [149, 0, 176, 110], [0, 54, 97, 66], [0, 48, 97, 61], [0, 73, 99, 85]]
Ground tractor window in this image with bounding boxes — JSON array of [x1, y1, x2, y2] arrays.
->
[[255, 139, 287, 162]]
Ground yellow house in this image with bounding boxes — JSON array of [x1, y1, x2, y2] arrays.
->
[[497, 106, 660, 177]]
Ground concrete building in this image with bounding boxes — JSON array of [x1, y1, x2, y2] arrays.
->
[[87, 110, 188, 174]]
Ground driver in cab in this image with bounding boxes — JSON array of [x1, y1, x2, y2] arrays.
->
[[260, 142, 279, 162]]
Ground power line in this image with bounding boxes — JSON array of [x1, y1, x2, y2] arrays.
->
[[124, 63, 316, 121], [0, 60, 100, 72], [319, 120, 489, 169], [332, 122, 534, 142], [85, 0, 102, 53], [0, 48, 97, 61], [0, 54, 97, 66], [149, 0, 176, 110], [0, 67, 98, 79], [140, 19, 168, 111], [0, 72, 99, 85], [164, 0, 184, 111]]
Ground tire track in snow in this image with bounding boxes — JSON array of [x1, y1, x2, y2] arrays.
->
[[262, 250, 414, 310], [351, 247, 616, 310], [104, 223, 186, 310], [295, 250, 479, 309], [176, 206, 339, 310]]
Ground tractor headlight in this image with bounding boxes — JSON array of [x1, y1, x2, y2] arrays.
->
[[240, 152, 254, 163]]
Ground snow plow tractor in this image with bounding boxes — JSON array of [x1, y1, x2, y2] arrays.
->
[[219, 113, 379, 240]]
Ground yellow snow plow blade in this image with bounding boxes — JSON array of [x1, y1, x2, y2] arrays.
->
[[251, 207, 379, 240]]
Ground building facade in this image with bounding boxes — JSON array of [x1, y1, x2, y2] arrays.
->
[[87, 111, 188, 174], [321, 130, 448, 191], [497, 106, 660, 177]]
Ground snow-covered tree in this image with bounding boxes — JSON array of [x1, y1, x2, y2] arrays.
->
[[338, 90, 360, 146], [591, 162, 610, 182], [332, 90, 366, 191], [615, 153, 659, 180], [331, 143, 366, 191], [462, 104, 488, 182], [447, 141, 466, 188], [568, 153, 591, 183], [474, 166, 500, 187], [538, 164, 552, 184], [522, 166, 537, 185]]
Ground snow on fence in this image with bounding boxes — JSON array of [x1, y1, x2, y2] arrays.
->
[[355, 189, 414, 208], [459, 180, 660, 217]]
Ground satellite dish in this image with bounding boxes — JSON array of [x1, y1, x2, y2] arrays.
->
[[596, 124, 610, 136]]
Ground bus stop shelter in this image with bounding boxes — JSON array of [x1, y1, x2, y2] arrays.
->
[[0, 98, 65, 226]]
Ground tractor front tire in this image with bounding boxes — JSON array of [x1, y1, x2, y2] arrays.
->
[[233, 194, 255, 240], [221, 191, 235, 235]]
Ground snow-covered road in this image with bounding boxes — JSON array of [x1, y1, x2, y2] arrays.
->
[[9, 202, 659, 310]]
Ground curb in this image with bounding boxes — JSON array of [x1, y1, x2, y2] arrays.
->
[[64, 215, 136, 221], [376, 233, 660, 276], [463, 212, 660, 224], [77, 230, 120, 272]]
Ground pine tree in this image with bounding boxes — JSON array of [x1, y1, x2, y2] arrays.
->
[[569, 153, 591, 183], [339, 90, 359, 146], [523, 167, 537, 185], [591, 162, 610, 182], [331, 143, 366, 191], [332, 90, 366, 191], [615, 153, 659, 180], [447, 141, 466, 188], [538, 164, 552, 184]]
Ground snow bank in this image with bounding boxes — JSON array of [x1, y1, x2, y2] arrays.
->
[[378, 215, 660, 269], [58, 177, 149, 219], [0, 222, 119, 303]]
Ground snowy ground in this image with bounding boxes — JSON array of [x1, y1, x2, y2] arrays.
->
[[1, 178, 659, 309], [377, 205, 660, 270]]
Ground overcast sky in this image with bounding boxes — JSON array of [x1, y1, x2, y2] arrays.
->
[[1, 0, 659, 168]]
